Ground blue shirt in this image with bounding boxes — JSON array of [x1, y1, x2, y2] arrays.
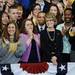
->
[[56, 23, 71, 54]]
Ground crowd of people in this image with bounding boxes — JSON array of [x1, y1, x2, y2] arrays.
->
[[0, 0, 75, 64]]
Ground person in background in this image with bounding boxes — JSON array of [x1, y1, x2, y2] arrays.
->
[[40, 13, 63, 64], [56, 8, 73, 62], [36, 11, 47, 34], [16, 0, 36, 18], [0, 0, 5, 16], [48, 3, 62, 26], [8, 5, 18, 22], [68, 3, 75, 61], [35, 0, 50, 13], [5, 0, 16, 13], [0, 21, 24, 64], [57, 2, 64, 22], [63, 0, 74, 8], [51, 0, 61, 4], [0, 12, 9, 37], [6, 0, 15, 7], [27, 3, 41, 26], [16, 4, 24, 32], [20, 19, 40, 63]]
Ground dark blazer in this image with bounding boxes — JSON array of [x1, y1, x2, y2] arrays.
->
[[40, 29, 63, 62]]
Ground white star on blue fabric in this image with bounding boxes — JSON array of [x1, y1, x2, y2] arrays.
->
[[2, 65, 9, 71], [59, 64, 66, 71]]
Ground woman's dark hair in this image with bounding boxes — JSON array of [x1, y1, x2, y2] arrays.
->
[[21, 19, 38, 34], [31, 3, 41, 12], [2, 21, 19, 42]]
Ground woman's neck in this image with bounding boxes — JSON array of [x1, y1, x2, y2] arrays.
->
[[47, 27, 55, 32], [9, 35, 14, 42]]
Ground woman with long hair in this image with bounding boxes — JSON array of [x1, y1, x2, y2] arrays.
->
[[0, 21, 24, 64], [20, 19, 40, 63], [48, 3, 63, 26]]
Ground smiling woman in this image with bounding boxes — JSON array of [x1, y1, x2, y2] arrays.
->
[[0, 21, 24, 64]]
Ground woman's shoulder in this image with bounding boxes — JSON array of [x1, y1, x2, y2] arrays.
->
[[55, 29, 62, 36], [19, 33, 28, 45], [19, 33, 28, 40], [20, 33, 27, 37]]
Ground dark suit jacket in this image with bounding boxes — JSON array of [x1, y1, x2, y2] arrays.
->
[[40, 29, 63, 62]]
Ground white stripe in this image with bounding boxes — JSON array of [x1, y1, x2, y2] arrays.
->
[[10, 63, 75, 75]]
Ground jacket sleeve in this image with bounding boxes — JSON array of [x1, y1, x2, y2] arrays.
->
[[14, 41, 25, 58], [0, 39, 9, 61], [14, 34, 26, 58]]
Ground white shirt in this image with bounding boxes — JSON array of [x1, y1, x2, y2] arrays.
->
[[38, 24, 46, 31]]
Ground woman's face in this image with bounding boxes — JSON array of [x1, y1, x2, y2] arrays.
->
[[46, 18, 55, 28], [33, 5, 41, 17], [2, 13, 9, 25], [7, 23, 16, 36], [25, 20, 33, 33], [50, 6, 57, 16]]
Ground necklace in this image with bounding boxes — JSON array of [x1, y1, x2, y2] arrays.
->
[[47, 30, 55, 41]]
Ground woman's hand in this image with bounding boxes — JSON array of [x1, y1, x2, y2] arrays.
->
[[26, 30, 33, 46], [51, 56, 57, 65]]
